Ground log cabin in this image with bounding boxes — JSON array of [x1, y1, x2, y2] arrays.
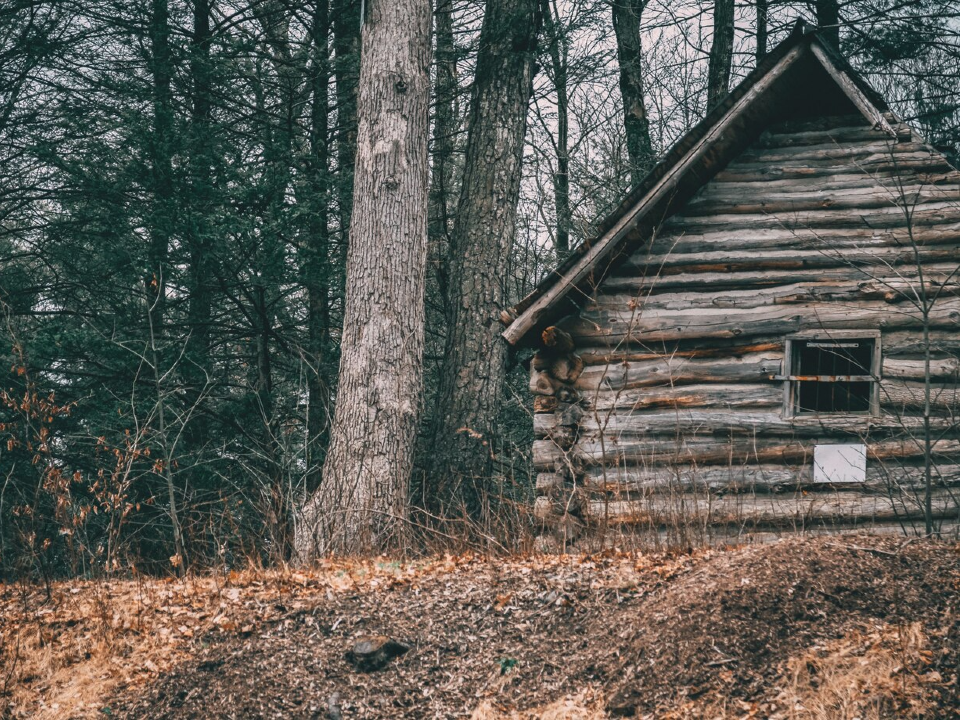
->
[[501, 23, 960, 545]]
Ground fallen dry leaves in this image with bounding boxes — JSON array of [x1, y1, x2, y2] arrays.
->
[[0, 551, 699, 719]]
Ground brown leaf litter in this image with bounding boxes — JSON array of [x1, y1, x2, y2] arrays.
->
[[2, 535, 958, 719]]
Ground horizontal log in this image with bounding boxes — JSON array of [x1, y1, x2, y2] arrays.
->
[[578, 341, 783, 366], [714, 152, 953, 182], [580, 383, 783, 412], [664, 200, 960, 233], [535, 409, 959, 441], [589, 279, 960, 313], [733, 140, 927, 165], [580, 463, 960, 495], [883, 357, 960, 381], [602, 262, 960, 296], [576, 332, 960, 365], [582, 487, 960, 527], [753, 124, 911, 148], [648, 225, 960, 258], [571, 379, 960, 418], [562, 297, 960, 346], [713, 159, 956, 185], [575, 353, 782, 392], [626, 244, 960, 276], [683, 183, 957, 218], [533, 437, 960, 470]]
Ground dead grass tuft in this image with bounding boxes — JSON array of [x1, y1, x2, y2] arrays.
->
[[776, 621, 938, 719]]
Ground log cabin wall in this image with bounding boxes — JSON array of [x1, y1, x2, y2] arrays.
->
[[531, 114, 960, 544]]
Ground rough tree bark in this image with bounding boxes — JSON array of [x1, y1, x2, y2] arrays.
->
[[707, 0, 735, 107], [297, 0, 431, 557], [427, 0, 540, 519], [612, 0, 655, 185]]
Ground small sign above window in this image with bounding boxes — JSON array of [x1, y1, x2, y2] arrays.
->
[[814, 443, 867, 483]]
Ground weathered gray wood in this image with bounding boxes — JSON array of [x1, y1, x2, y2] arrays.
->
[[589, 279, 960, 313], [883, 357, 960, 380], [582, 487, 959, 527], [625, 245, 960, 278], [563, 297, 960, 346], [603, 262, 960, 295], [537, 437, 960, 470], [575, 353, 782, 391], [753, 124, 910, 149], [733, 139, 920, 165], [580, 463, 960, 495], [535, 408, 958, 440], [683, 184, 957, 217], [714, 156, 953, 183], [581, 383, 783, 412], [578, 340, 782, 365]]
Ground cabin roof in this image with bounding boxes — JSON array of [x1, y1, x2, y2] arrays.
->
[[501, 22, 901, 348]]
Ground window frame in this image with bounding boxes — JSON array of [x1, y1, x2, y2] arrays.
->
[[782, 330, 881, 418]]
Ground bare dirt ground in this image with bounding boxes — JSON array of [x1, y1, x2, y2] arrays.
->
[[2, 535, 959, 719]]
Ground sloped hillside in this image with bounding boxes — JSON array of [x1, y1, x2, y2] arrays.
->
[[2, 536, 958, 719]]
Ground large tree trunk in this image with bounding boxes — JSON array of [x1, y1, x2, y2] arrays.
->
[[707, 0, 734, 108], [612, 0, 654, 185], [426, 0, 539, 520], [297, 0, 431, 557]]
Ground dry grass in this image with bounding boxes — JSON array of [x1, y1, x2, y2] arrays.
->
[[776, 621, 939, 719], [470, 693, 607, 720], [0, 556, 476, 719]]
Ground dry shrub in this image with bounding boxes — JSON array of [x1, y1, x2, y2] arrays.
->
[[776, 622, 939, 719]]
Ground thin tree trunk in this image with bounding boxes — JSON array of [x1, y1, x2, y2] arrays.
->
[[816, 0, 840, 49], [541, 0, 570, 257], [756, 0, 767, 60], [186, 0, 214, 389], [298, 0, 431, 557], [427, 0, 540, 520], [612, 0, 654, 184], [304, 0, 332, 490], [429, 0, 458, 264], [707, 0, 735, 108], [147, 0, 174, 331], [333, 0, 361, 253]]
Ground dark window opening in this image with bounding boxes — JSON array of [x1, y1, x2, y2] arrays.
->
[[790, 338, 877, 415]]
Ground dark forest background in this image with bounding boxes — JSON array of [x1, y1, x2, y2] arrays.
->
[[2, 0, 960, 577]]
